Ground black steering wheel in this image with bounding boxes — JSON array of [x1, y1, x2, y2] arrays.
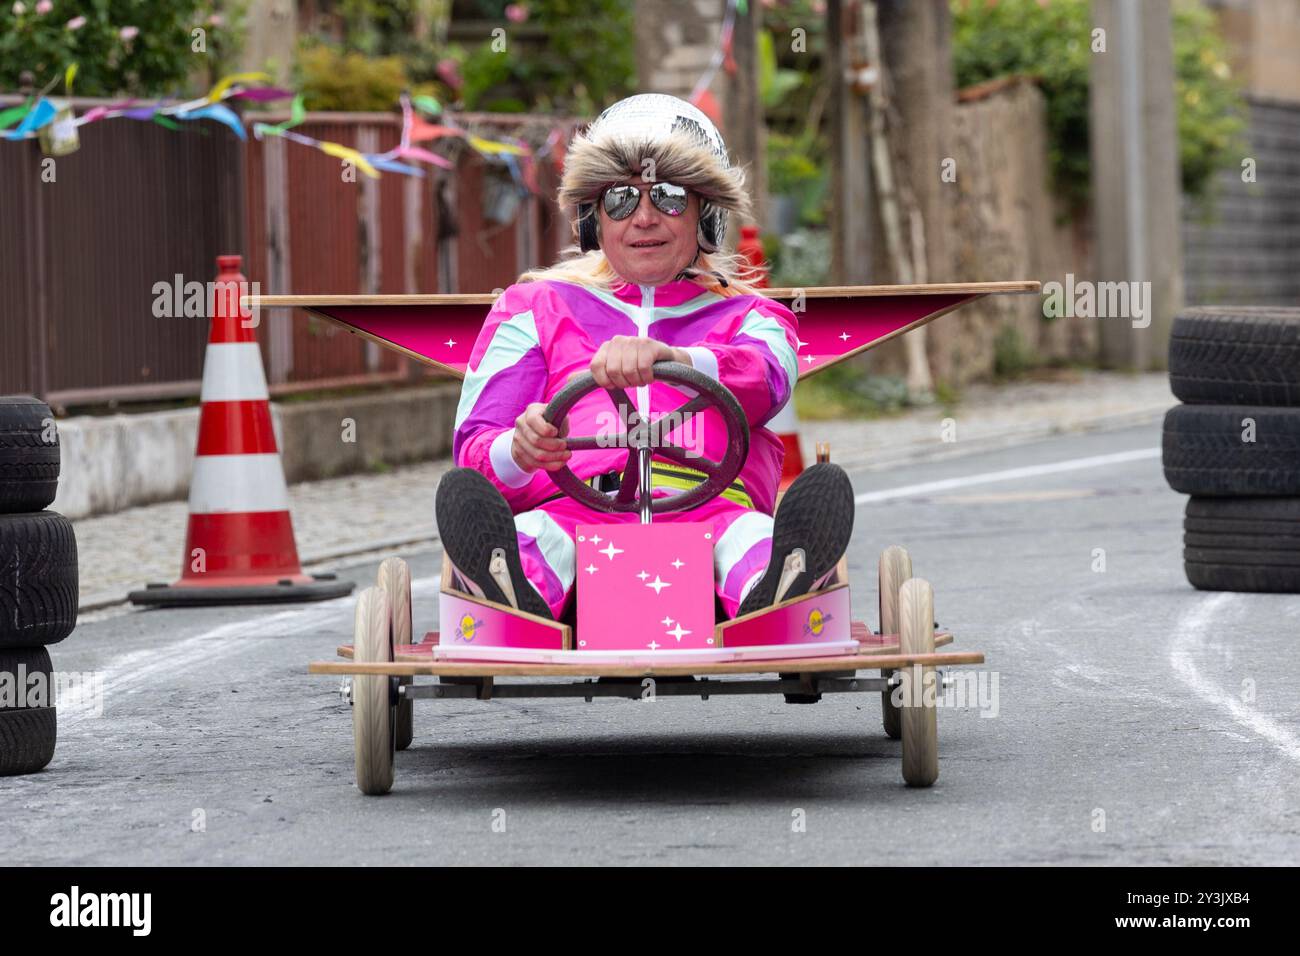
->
[[542, 360, 749, 518]]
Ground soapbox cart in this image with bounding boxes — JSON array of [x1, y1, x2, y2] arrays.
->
[[248, 281, 1039, 795]]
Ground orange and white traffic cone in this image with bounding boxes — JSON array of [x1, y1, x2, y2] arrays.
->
[[770, 398, 807, 492], [130, 255, 353, 607]]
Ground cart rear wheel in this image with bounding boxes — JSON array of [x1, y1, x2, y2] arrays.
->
[[352, 587, 395, 795], [377, 557, 414, 751], [899, 578, 938, 787], [878, 545, 912, 739]]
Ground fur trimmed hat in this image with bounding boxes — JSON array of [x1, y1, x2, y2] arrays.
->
[[559, 94, 750, 253]]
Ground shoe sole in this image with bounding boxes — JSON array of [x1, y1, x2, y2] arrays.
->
[[435, 469, 554, 620], [736, 463, 855, 617]]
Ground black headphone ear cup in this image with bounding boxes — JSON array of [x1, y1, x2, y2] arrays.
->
[[697, 203, 723, 253], [578, 202, 600, 252]]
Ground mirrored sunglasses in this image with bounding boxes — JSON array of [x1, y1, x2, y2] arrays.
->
[[601, 182, 690, 220]]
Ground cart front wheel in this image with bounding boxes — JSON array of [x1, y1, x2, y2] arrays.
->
[[377, 557, 414, 751], [878, 545, 912, 739], [352, 587, 396, 795], [899, 577, 939, 787]]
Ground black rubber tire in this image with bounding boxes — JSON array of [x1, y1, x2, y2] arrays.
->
[[1185, 561, 1300, 594], [0, 646, 54, 707], [0, 396, 60, 514], [0, 708, 57, 775], [1185, 546, 1300, 567], [1169, 308, 1300, 406], [0, 513, 79, 648], [1183, 497, 1300, 594], [1185, 531, 1300, 551], [1162, 405, 1300, 497], [1185, 496, 1300, 535], [0, 646, 56, 776]]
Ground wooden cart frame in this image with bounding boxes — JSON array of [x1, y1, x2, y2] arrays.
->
[[266, 283, 1041, 796]]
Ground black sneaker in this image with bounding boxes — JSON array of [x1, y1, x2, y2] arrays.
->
[[435, 468, 554, 620], [735, 463, 855, 617]]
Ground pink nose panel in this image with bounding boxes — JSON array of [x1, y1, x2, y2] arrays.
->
[[575, 522, 716, 652]]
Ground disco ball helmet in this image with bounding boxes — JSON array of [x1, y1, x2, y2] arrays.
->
[[558, 93, 750, 255]]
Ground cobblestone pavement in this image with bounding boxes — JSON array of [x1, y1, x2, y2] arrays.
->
[[77, 371, 1171, 609], [78, 462, 454, 611]]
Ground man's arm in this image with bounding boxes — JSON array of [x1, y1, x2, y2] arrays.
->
[[451, 295, 549, 508], [681, 298, 800, 428]]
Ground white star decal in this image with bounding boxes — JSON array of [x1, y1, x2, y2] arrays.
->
[[671, 558, 684, 569], [839, 331, 851, 341], [647, 640, 661, 651], [666, 623, 691, 642], [589, 533, 602, 545], [599, 542, 624, 560], [637, 570, 649, 581], [796, 337, 809, 349], [660, 616, 674, 627], [584, 563, 598, 575], [646, 575, 672, 595], [444, 337, 456, 348], [803, 354, 816, 365]]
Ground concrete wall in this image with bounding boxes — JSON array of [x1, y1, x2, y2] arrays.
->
[[51, 384, 461, 520]]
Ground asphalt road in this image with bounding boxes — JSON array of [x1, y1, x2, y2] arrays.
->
[[5, 422, 1298, 865]]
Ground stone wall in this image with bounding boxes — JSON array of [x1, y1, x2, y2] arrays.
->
[[871, 77, 1094, 387], [942, 77, 1095, 383]]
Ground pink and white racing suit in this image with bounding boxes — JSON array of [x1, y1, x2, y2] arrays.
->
[[451, 276, 801, 619]]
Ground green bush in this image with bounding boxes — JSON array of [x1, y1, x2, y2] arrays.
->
[[0, 0, 241, 97], [951, 0, 1245, 210], [459, 0, 635, 114], [793, 361, 910, 420], [296, 44, 410, 112]]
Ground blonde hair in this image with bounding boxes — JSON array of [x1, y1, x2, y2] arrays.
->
[[517, 247, 762, 298], [518, 125, 761, 297]]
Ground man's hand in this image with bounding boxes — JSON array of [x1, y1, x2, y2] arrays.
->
[[590, 335, 692, 389], [512, 403, 571, 473]]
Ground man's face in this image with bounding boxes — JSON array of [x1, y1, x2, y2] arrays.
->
[[598, 177, 701, 287]]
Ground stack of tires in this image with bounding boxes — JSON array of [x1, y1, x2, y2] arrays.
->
[[1163, 308, 1300, 593], [0, 396, 78, 775]]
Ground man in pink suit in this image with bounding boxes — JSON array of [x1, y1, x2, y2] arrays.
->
[[437, 94, 854, 622]]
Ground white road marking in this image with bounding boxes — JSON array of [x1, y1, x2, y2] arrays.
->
[[1170, 592, 1300, 766], [59, 576, 439, 727], [853, 447, 1160, 505]]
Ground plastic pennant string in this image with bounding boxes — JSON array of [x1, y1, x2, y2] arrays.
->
[[75, 100, 134, 127], [365, 154, 425, 177], [0, 99, 33, 131], [65, 64, 78, 95], [4, 98, 55, 140], [253, 93, 306, 139], [205, 71, 273, 103], [175, 103, 246, 140], [319, 141, 380, 179], [394, 144, 453, 169], [501, 151, 525, 191], [227, 86, 294, 103], [468, 133, 525, 156], [412, 94, 442, 116]]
